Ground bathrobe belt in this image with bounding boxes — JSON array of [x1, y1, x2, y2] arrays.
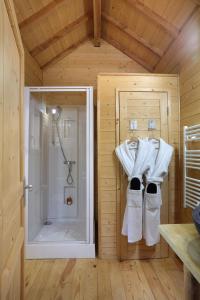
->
[[146, 176, 163, 183]]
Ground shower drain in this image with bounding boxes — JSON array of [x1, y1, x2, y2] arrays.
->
[[43, 220, 52, 225]]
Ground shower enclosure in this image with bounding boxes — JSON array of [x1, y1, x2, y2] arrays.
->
[[24, 87, 94, 258]]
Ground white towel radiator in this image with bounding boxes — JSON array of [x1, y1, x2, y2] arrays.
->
[[183, 124, 200, 209]]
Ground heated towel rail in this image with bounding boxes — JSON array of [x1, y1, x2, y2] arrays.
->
[[184, 124, 200, 209]]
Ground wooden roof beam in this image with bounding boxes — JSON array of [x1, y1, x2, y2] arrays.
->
[[102, 34, 153, 72], [102, 12, 163, 58], [93, 0, 101, 46], [41, 36, 88, 70], [30, 14, 89, 57], [19, 0, 65, 29], [125, 0, 179, 38]]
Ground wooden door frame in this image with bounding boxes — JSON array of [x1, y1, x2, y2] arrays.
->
[[115, 88, 170, 260], [1, 0, 24, 299]]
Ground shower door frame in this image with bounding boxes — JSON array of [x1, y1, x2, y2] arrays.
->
[[24, 86, 94, 258]]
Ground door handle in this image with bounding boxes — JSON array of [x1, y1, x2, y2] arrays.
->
[[24, 184, 33, 192]]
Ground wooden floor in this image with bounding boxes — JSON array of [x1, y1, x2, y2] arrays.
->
[[25, 257, 184, 300]]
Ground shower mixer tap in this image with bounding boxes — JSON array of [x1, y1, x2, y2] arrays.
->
[[64, 160, 76, 165]]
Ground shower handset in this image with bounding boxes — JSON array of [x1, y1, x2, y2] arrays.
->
[[51, 106, 76, 185]]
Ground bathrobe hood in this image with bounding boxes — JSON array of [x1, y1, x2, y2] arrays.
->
[[131, 138, 155, 181], [146, 138, 173, 183], [115, 140, 136, 178], [115, 138, 155, 181]]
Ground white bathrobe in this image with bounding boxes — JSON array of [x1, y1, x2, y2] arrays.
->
[[144, 138, 173, 246], [115, 140, 137, 179], [116, 139, 155, 243]]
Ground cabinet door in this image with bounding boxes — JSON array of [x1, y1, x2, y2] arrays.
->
[[0, 0, 24, 298], [117, 91, 169, 260]]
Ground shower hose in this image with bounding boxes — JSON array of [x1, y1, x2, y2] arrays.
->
[[55, 119, 74, 186]]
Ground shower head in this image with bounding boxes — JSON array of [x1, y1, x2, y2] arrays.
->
[[51, 108, 57, 115], [51, 106, 62, 121]]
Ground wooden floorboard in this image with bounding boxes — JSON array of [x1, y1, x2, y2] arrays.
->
[[25, 257, 184, 300]]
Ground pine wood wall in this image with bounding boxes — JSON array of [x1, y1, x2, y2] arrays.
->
[[97, 74, 180, 259], [43, 39, 147, 103], [155, 8, 200, 223], [25, 48, 43, 86]]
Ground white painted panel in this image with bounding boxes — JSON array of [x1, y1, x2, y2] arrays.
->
[[26, 243, 95, 259]]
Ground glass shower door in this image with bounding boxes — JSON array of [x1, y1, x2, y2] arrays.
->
[[24, 87, 94, 259]]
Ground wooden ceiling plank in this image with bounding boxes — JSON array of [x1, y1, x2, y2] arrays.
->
[[93, 0, 101, 46], [153, 5, 198, 70], [19, 0, 65, 29], [191, 0, 200, 5], [41, 36, 89, 69], [30, 14, 89, 57], [125, 0, 179, 38], [102, 12, 163, 57], [103, 34, 153, 72]]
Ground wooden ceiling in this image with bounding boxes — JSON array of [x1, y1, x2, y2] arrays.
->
[[13, 0, 199, 71]]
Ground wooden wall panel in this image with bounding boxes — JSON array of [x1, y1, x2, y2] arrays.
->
[[43, 92, 86, 106], [43, 39, 147, 102], [25, 47, 43, 85], [97, 74, 179, 259], [155, 8, 200, 223]]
